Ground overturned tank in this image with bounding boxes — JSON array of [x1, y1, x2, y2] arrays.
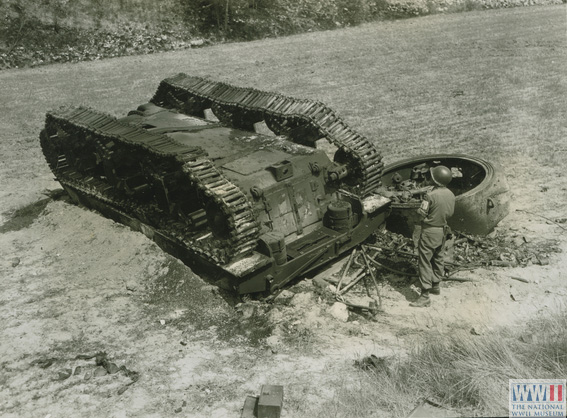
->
[[40, 74, 509, 294], [40, 74, 391, 294]]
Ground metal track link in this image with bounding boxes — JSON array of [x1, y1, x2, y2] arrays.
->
[[152, 73, 383, 196], [41, 107, 261, 263]]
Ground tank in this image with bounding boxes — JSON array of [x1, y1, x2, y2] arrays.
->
[[40, 74, 510, 294], [40, 74, 391, 294]]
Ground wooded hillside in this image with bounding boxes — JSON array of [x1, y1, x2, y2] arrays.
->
[[0, 0, 562, 69]]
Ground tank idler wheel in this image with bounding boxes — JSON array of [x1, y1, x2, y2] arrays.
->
[[333, 147, 364, 187]]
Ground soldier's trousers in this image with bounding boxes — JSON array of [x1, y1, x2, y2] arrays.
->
[[418, 225, 445, 290]]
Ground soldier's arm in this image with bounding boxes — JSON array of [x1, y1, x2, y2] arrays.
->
[[417, 194, 430, 218]]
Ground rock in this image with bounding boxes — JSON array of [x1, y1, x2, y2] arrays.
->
[[106, 362, 119, 374], [239, 304, 255, 319], [290, 292, 312, 308], [125, 281, 137, 292], [266, 335, 283, 353], [160, 319, 166, 326], [93, 366, 108, 377], [73, 366, 83, 376], [274, 289, 294, 304], [11, 257, 20, 267], [190, 39, 205, 47], [56, 369, 72, 380], [84, 371, 92, 380], [33, 358, 56, 369], [537, 255, 550, 266], [355, 355, 387, 371], [519, 333, 534, 344], [470, 327, 482, 336], [328, 302, 349, 322]]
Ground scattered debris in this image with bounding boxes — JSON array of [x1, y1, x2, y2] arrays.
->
[[370, 227, 560, 271], [237, 303, 257, 319], [491, 260, 517, 267], [273, 289, 294, 304], [242, 395, 259, 418], [312, 276, 331, 290], [258, 385, 284, 418], [93, 366, 108, 377], [516, 209, 567, 231], [125, 281, 138, 292], [56, 369, 72, 381], [30, 358, 57, 369], [354, 354, 388, 371], [518, 333, 534, 344], [510, 276, 529, 284], [444, 277, 476, 282], [31, 352, 140, 394], [241, 385, 284, 418], [545, 289, 567, 297], [470, 328, 482, 336]]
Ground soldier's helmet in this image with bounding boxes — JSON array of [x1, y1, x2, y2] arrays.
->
[[430, 165, 452, 186]]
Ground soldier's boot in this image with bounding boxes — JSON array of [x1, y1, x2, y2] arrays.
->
[[410, 290, 431, 308], [430, 282, 441, 295]]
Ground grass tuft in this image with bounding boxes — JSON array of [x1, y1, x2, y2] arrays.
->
[[325, 308, 567, 417]]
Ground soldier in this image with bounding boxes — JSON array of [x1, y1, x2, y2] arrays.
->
[[410, 165, 455, 308]]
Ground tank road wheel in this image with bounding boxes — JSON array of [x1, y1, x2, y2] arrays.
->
[[264, 114, 320, 146], [92, 137, 121, 187], [161, 90, 211, 118], [183, 96, 211, 118], [205, 200, 231, 240], [264, 113, 291, 136], [210, 103, 262, 131]]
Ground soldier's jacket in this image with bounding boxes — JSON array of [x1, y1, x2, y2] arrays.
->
[[417, 186, 455, 227]]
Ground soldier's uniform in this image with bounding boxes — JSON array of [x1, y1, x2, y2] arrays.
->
[[411, 180, 455, 307]]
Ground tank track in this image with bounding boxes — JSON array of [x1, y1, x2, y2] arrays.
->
[[40, 107, 260, 264], [151, 73, 384, 196]]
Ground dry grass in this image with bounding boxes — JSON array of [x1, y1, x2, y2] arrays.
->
[[331, 310, 567, 417], [322, 308, 567, 417]]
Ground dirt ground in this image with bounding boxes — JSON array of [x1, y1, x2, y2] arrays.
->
[[1, 6, 566, 418], [1, 159, 566, 418]]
